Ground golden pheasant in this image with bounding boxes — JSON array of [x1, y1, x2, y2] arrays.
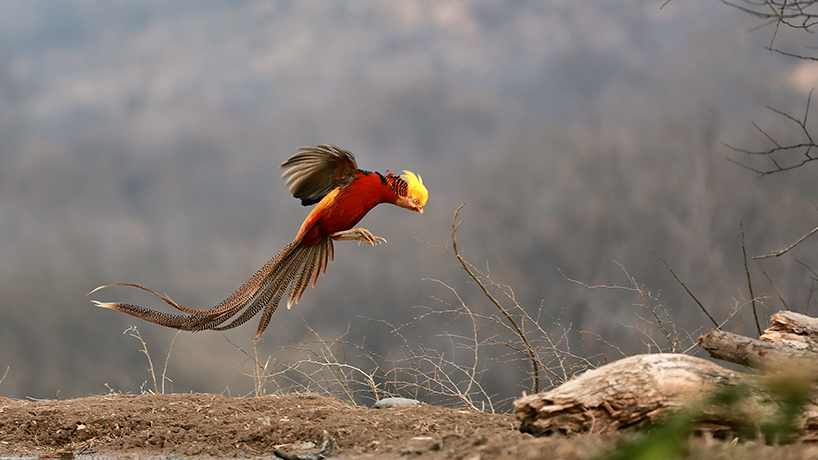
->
[[92, 144, 428, 339]]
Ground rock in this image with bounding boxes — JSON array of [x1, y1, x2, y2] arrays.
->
[[373, 398, 421, 409]]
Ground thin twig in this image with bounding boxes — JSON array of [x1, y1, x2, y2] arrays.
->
[[753, 224, 818, 259], [160, 330, 180, 394], [451, 204, 540, 393], [125, 325, 158, 394], [717, 0, 818, 38], [726, 89, 818, 175], [760, 268, 790, 311], [222, 335, 275, 397], [251, 339, 272, 397], [741, 221, 762, 335], [652, 251, 720, 328]]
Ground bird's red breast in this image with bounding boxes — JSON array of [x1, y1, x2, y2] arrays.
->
[[295, 171, 397, 247]]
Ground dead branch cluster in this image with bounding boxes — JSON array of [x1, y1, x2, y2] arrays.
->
[[718, 0, 818, 175], [719, 0, 818, 38], [726, 90, 818, 175]]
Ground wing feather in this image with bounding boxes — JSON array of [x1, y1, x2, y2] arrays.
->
[[280, 144, 360, 205]]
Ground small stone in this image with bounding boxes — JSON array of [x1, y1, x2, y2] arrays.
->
[[373, 398, 421, 409]]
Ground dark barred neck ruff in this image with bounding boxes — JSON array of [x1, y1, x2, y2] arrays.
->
[[384, 171, 409, 197]]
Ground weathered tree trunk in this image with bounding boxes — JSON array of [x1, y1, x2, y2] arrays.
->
[[514, 312, 818, 440], [698, 311, 818, 371], [513, 354, 742, 436], [697, 329, 818, 370]]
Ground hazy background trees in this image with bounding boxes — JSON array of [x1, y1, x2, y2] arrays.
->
[[1, 0, 817, 402]]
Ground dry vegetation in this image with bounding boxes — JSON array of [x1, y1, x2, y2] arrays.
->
[[4, 204, 818, 458], [6, 1, 818, 459]]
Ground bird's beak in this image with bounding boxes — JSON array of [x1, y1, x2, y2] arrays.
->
[[418, 207, 424, 215]]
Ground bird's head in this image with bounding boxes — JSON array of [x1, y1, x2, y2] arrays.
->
[[390, 170, 428, 214]]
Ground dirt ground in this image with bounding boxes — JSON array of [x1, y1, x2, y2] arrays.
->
[[0, 392, 604, 459], [2, 392, 818, 460]]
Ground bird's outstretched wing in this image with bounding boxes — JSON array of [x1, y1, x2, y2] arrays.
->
[[280, 144, 360, 206]]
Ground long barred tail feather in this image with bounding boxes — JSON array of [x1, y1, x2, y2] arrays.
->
[[91, 237, 334, 340]]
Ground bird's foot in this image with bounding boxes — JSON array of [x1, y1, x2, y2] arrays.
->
[[331, 228, 386, 246]]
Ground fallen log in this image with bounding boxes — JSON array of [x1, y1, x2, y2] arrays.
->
[[697, 310, 818, 371], [514, 312, 818, 440], [513, 354, 742, 436], [697, 329, 817, 370]]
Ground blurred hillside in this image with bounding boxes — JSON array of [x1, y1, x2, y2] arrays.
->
[[1, 0, 817, 401]]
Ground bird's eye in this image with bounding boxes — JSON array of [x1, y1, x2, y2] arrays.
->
[[413, 199, 419, 204]]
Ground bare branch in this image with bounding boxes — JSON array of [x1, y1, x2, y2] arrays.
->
[[726, 89, 818, 175], [741, 221, 763, 335], [561, 263, 684, 353], [450, 204, 541, 393], [125, 325, 159, 394], [652, 251, 721, 329], [717, 0, 818, 38], [753, 224, 818, 259], [760, 267, 791, 310], [769, 46, 818, 61], [161, 330, 180, 395]]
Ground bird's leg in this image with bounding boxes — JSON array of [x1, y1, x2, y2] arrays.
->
[[331, 228, 387, 246]]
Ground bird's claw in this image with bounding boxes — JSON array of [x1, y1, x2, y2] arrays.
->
[[354, 228, 386, 246], [331, 228, 386, 246]]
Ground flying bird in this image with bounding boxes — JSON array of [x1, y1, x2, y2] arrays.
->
[[91, 144, 429, 339]]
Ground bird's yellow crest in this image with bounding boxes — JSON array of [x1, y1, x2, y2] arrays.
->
[[401, 170, 428, 207]]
